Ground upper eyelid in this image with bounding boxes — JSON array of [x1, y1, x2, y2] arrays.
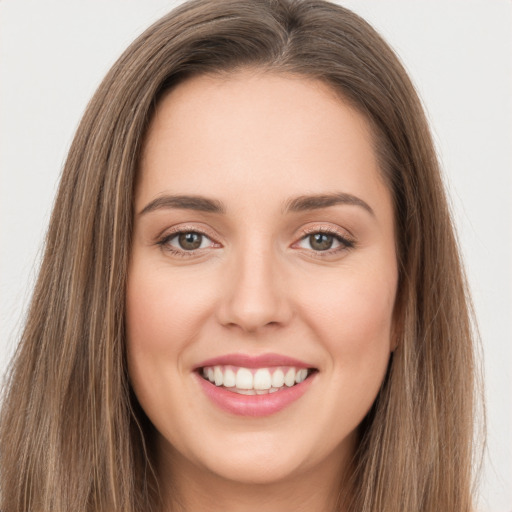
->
[[296, 224, 355, 243], [293, 224, 356, 253], [159, 224, 220, 242]]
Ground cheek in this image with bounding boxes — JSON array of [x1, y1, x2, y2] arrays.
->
[[298, 262, 397, 367], [126, 262, 216, 357], [125, 261, 219, 432], [305, 268, 396, 429], [125, 265, 197, 414]]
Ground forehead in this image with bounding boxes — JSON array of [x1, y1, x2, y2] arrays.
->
[[137, 70, 389, 217]]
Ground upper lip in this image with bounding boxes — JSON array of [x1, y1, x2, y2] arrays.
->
[[194, 353, 315, 370]]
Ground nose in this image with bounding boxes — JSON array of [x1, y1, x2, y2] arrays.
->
[[216, 244, 293, 333]]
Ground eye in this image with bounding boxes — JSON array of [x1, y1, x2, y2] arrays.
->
[[159, 230, 217, 254], [295, 230, 354, 253], [304, 233, 337, 251], [173, 232, 208, 250]]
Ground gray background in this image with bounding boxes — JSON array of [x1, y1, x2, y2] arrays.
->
[[1, 1, 510, 510]]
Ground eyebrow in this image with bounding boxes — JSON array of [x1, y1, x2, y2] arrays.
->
[[139, 192, 374, 217], [139, 194, 226, 215], [283, 192, 374, 216]]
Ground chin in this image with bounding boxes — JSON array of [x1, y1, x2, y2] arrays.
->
[[198, 450, 311, 485], [164, 425, 351, 488]]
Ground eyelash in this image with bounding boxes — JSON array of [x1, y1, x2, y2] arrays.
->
[[296, 227, 355, 257], [156, 226, 355, 258], [156, 227, 219, 258]]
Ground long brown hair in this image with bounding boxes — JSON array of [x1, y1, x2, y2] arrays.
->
[[0, 1, 482, 510]]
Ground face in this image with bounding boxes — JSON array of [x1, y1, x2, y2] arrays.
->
[[126, 71, 398, 489]]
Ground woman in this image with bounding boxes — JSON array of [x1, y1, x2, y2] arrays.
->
[[0, 0, 481, 510]]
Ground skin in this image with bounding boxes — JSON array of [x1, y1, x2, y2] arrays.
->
[[126, 70, 398, 512]]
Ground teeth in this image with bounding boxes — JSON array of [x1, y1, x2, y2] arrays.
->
[[271, 369, 284, 388], [235, 368, 253, 390], [295, 368, 308, 384], [223, 368, 236, 387], [230, 387, 283, 395], [253, 369, 272, 390], [201, 365, 312, 393], [214, 366, 223, 386], [235, 388, 256, 395], [284, 368, 296, 387]]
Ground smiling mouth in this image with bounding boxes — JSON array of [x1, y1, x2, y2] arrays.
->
[[198, 365, 317, 395]]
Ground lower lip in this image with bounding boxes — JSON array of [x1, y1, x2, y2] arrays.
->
[[195, 372, 316, 417]]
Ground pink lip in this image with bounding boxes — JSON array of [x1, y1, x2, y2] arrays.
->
[[194, 352, 313, 370], [193, 353, 317, 416], [195, 372, 316, 417]]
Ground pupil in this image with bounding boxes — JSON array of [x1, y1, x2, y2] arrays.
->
[[179, 232, 202, 250], [310, 233, 333, 251]]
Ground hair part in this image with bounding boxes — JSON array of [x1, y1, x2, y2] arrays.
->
[[0, 1, 482, 510]]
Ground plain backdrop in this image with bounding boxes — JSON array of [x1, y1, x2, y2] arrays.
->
[[0, 1, 510, 510]]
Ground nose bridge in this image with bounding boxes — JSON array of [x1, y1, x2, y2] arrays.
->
[[217, 234, 292, 332]]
